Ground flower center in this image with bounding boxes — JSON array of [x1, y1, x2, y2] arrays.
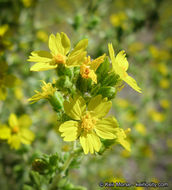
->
[[12, 126, 19, 133], [81, 112, 96, 132], [53, 53, 66, 64], [80, 65, 90, 79]]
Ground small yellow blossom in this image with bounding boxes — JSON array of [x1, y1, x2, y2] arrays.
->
[[115, 98, 129, 108], [166, 138, 172, 148], [159, 78, 170, 89], [110, 12, 128, 29], [149, 109, 165, 122], [160, 99, 170, 109], [22, 0, 33, 7], [80, 54, 105, 83], [134, 123, 147, 135], [128, 42, 144, 54], [0, 113, 34, 149], [28, 32, 88, 71], [59, 95, 130, 154], [157, 63, 168, 76], [36, 30, 48, 42], [108, 43, 142, 93], [0, 24, 9, 37], [28, 81, 56, 103], [149, 45, 170, 61]]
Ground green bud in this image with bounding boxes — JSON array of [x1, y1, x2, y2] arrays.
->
[[57, 64, 73, 78], [97, 86, 116, 99], [96, 58, 110, 82], [72, 14, 83, 30], [56, 76, 73, 89], [49, 91, 64, 111], [101, 72, 119, 86], [87, 16, 100, 30], [32, 158, 48, 174]]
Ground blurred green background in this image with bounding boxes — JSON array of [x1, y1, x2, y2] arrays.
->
[[0, 0, 171, 189]]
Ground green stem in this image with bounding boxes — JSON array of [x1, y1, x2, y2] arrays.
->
[[49, 153, 75, 190]]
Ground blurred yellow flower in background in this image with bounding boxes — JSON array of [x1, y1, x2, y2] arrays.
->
[[36, 30, 48, 42], [108, 43, 142, 93], [157, 63, 168, 76], [160, 99, 170, 109], [159, 78, 170, 89], [134, 123, 147, 135], [128, 42, 144, 54], [0, 113, 34, 149], [22, 0, 33, 8], [110, 12, 128, 29], [149, 109, 165, 122]]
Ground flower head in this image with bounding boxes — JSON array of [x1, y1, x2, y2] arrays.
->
[[28, 32, 88, 71], [108, 43, 142, 93], [80, 54, 106, 83], [28, 81, 57, 103], [0, 113, 35, 149], [59, 95, 130, 154]]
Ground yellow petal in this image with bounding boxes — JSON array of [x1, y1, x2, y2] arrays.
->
[[88, 95, 112, 118], [8, 135, 21, 149], [60, 32, 71, 54], [108, 43, 115, 63], [64, 96, 86, 120], [88, 69, 97, 83], [30, 62, 57, 71], [27, 51, 52, 63], [67, 50, 87, 67], [0, 125, 11, 139], [48, 33, 64, 56], [18, 114, 32, 128], [115, 50, 129, 71], [123, 75, 142, 93], [95, 117, 118, 139], [9, 113, 18, 128], [115, 128, 131, 152], [59, 120, 79, 141], [90, 54, 106, 71], [73, 39, 88, 52], [20, 129, 35, 145], [80, 132, 101, 154]]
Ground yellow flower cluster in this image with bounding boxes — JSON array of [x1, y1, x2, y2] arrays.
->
[[27, 32, 142, 154]]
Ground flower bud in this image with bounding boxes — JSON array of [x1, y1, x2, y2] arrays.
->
[[97, 86, 116, 99]]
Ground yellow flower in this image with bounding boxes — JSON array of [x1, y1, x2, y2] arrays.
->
[[149, 109, 165, 122], [28, 32, 88, 71], [36, 30, 48, 42], [115, 98, 129, 108], [159, 78, 170, 89], [110, 12, 128, 29], [128, 42, 144, 54], [0, 24, 9, 37], [160, 99, 170, 109], [22, 0, 33, 7], [0, 114, 34, 149], [28, 81, 56, 103], [80, 54, 105, 83], [157, 63, 168, 76], [134, 123, 147, 135], [59, 95, 129, 154], [108, 43, 142, 93], [0, 62, 18, 100]]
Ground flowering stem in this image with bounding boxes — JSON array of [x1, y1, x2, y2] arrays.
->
[[49, 153, 75, 190]]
